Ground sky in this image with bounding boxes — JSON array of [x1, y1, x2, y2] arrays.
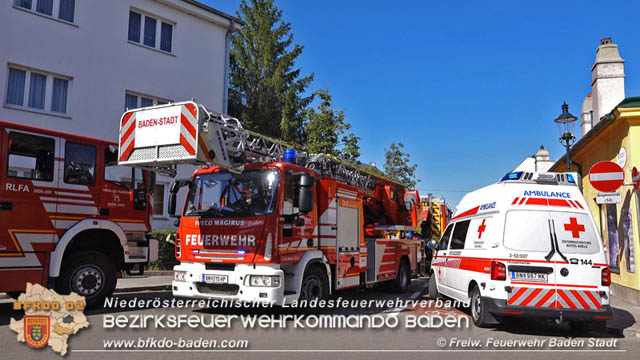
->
[[205, 0, 640, 210]]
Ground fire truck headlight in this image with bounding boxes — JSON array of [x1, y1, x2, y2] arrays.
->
[[249, 275, 281, 287], [174, 270, 187, 282]]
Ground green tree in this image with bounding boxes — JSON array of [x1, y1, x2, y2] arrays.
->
[[383, 142, 419, 188], [339, 132, 361, 160], [305, 88, 360, 160], [229, 0, 313, 145]]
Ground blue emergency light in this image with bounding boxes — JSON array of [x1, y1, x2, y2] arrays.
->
[[238, 249, 246, 255], [283, 149, 297, 164], [500, 171, 523, 182]]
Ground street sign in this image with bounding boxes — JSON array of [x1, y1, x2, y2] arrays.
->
[[589, 161, 624, 192], [596, 192, 622, 204], [633, 167, 640, 190]]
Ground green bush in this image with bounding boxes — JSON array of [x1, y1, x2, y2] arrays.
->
[[148, 230, 179, 270]]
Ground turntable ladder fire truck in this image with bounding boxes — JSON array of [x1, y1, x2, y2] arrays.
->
[[118, 101, 423, 304]]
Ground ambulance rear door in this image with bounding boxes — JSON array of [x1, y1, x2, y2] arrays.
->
[[503, 210, 558, 308], [548, 210, 604, 311]]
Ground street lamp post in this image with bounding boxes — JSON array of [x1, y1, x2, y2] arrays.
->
[[554, 102, 578, 172]]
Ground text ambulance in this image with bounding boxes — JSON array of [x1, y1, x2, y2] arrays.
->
[[428, 171, 612, 328]]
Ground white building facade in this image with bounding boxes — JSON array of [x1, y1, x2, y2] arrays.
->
[[1, 0, 241, 229]]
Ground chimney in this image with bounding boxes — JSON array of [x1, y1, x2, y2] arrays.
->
[[580, 93, 593, 136], [591, 37, 625, 123], [534, 145, 553, 172]]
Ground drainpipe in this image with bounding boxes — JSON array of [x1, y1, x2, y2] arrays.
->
[[223, 19, 235, 114], [573, 160, 583, 193]]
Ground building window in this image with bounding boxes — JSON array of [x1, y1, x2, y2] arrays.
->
[[7, 131, 55, 181], [128, 10, 174, 53], [124, 91, 171, 110], [64, 142, 96, 186], [153, 184, 165, 216], [143, 17, 156, 47], [161, 22, 172, 52], [28, 73, 46, 109], [14, 0, 76, 23], [6, 68, 26, 106], [5, 65, 71, 116]]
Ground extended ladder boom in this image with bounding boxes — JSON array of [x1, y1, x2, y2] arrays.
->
[[117, 101, 398, 190]]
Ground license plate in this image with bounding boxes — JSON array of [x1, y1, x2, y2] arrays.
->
[[202, 274, 228, 284], [511, 272, 547, 283]]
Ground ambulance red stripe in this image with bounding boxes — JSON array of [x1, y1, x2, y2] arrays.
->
[[451, 206, 480, 220], [526, 197, 548, 206], [557, 289, 577, 309], [534, 289, 555, 307], [570, 289, 591, 309], [548, 199, 570, 207], [519, 288, 543, 306], [507, 287, 528, 305], [584, 290, 602, 309]]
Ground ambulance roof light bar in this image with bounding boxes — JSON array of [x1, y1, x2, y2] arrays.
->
[[500, 171, 577, 186]]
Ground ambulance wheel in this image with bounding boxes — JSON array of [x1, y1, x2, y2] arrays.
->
[[57, 251, 117, 309], [299, 265, 329, 301], [470, 286, 490, 328], [392, 260, 411, 292], [428, 274, 440, 299]]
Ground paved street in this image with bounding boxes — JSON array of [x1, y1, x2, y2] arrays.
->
[[2, 276, 638, 360]]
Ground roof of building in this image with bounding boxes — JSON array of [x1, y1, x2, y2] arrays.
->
[[180, 0, 243, 25], [549, 97, 640, 171]]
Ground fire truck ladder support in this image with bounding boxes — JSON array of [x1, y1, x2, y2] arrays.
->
[[118, 101, 393, 190]]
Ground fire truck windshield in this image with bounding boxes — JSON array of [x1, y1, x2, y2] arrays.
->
[[184, 170, 279, 218]]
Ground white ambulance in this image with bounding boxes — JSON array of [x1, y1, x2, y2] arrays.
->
[[427, 171, 612, 328]]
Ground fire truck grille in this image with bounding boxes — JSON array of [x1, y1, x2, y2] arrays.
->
[[158, 145, 191, 159], [195, 282, 240, 296]]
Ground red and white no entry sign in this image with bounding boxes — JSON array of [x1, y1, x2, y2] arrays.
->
[[589, 161, 624, 192], [633, 167, 640, 190]]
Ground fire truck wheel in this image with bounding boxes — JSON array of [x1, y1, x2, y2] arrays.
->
[[300, 265, 329, 301], [470, 285, 490, 327], [428, 274, 440, 299], [392, 260, 411, 293], [57, 251, 116, 309]]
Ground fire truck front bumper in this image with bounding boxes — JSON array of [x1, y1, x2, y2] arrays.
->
[[172, 262, 285, 304]]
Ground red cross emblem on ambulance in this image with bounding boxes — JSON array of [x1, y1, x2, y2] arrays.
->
[[564, 217, 585, 238], [477, 219, 486, 239]]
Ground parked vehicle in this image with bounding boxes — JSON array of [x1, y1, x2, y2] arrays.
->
[[0, 121, 158, 307], [117, 101, 424, 304], [428, 171, 612, 328]]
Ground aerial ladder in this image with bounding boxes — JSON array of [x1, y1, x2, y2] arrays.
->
[[118, 101, 423, 304]]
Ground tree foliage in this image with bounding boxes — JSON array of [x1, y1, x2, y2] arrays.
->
[[304, 88, 360, 160], [228, 0, 313, 145], [383, 142, 419, 188]]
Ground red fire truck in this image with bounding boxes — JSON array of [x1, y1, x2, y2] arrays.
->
[[0, 121, 158, 307], [118, 101, 423, 304]]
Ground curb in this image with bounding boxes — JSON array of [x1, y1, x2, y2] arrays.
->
[[623, 327, 640, 338]]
